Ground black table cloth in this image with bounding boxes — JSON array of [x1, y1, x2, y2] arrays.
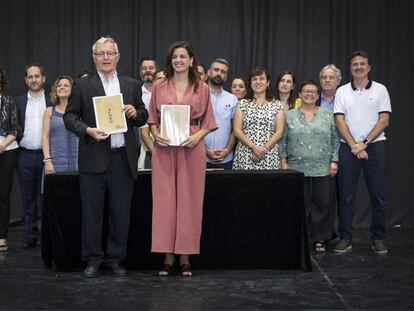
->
[[42, 170, 311, 271]]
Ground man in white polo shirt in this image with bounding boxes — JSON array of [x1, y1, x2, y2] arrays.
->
[[334, 51, 391, 254]]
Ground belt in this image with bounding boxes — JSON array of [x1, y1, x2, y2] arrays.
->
[[111, 146, 126, 153], [20, 147, 42, 154], [190, 119, 200, 126]]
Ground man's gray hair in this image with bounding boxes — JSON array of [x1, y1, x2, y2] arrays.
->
[[212, 58, 230, 68], [92, 36, 119, 53], [319, 64, 341, 81]]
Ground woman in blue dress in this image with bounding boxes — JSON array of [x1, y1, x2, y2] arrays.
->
[[42, 76, 78, 174]]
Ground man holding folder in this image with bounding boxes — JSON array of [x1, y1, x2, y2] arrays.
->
[[64, 36, 148, 277]]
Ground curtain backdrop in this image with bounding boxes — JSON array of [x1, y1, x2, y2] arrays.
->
[[1, 0, 413, 226]]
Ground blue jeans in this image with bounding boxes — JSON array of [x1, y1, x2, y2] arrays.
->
[[338, 142, 387, 241]]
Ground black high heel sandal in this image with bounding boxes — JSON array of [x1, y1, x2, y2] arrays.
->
[[158, 263, 173, 276]]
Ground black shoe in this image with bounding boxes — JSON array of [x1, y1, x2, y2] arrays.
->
[[372, 240, 388, 255], [83, 263, 100, 278], [109, 262, 126, 277], [334, 239, 352, 254], [23, 239, 37, 249]]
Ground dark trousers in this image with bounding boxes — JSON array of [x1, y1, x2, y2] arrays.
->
[[328, 174, 339, 239], [16, 148, 43, 241], [338, 142, 387, 241], [80, 148, 134, 265], [303, 176, 333, 241], [144, 151, 152, 169], [0, 148, 18, 239], [207, 160, 233, 170]]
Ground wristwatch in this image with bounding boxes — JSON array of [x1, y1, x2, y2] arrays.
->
[[363, 138, 370, 145]]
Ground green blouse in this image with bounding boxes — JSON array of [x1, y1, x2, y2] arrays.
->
[[279, 108, 340, 177]]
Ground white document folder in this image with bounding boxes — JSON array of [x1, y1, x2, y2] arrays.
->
[[160, 104, 190, 146]]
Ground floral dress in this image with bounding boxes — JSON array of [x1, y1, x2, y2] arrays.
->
[[233, 98, 283, 170]]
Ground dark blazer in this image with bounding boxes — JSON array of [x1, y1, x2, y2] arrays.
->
[[63, 75, 148, 179], [14, 93, 53, 142]]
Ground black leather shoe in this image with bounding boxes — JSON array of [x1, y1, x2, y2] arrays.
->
[[83, 263, 100, 278], [23, 239, 37, 249], [109, 262, 126, 277]]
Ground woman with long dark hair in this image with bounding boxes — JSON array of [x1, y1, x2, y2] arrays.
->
[[274, 71, 297, 112], [148, 41, 217, 276], [0, 68, 21, 252], [232, 68, 284, 170]]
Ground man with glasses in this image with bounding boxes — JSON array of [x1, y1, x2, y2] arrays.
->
[[204, 58, 237, 169], [15, 64, 52, 248], [318, 64, 342, 242], [334, 51, 391, 255], [64, 36, 148, 277]]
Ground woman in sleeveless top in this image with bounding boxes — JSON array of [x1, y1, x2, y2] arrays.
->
[[42, 76, 78, 175], [232, 68, 284, 170]]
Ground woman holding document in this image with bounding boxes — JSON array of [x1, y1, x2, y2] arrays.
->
[[147, 41, 217, 277]]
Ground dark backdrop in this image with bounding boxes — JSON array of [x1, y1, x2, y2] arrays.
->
[[1, 0, 413, 227]]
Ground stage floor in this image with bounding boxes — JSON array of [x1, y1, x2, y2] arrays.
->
[[1, 224, 413, 310]]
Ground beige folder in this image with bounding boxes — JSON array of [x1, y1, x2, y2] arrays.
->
[[93, 94, 127, 134]]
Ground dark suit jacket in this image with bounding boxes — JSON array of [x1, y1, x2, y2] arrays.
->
[[14, 93, 53, 143], [63, 75, 148, 179]]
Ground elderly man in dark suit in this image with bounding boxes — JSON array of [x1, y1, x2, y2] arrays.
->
[[64, 36, 148, 278]]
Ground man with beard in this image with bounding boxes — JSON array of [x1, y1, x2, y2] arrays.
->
[[137, 56, 157, 169], [204, 58, 238, 169], [15, 64, 52, 248]]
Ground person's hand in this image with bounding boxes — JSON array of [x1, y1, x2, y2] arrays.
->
[[329, 162, 338, 176], [44, 161, 55, 175], [251, 153, 261, 162], [181, 134, 202, 148], [213, 148, 229, 162], [153, 131, 170, 147], [280, 160, 289, 170], [351, 142, 366, 156], [252, 145, 268, 159], [207, 149, 220, 162], [0, 143, 5, 154], [123, 104, 137, 119], [356, 150, 369, 160], [86, 127, 109, 142]]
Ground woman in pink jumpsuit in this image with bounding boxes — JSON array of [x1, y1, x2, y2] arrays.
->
[[148, 41, 217, 276]]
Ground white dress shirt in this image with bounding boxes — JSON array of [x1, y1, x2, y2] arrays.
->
[[19, 91, 46, 150], [97, 71, 125, 148]]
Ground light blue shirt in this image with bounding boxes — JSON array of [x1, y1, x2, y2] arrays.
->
[[320, 94, 335, 111], [204, 88, 238, 164]]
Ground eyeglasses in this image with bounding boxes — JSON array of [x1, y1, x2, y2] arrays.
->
[[301, 89, 318, 95], [93, 51, 118, 57]]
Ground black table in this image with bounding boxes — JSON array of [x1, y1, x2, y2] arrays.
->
[[42, 170, 311, 271]]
